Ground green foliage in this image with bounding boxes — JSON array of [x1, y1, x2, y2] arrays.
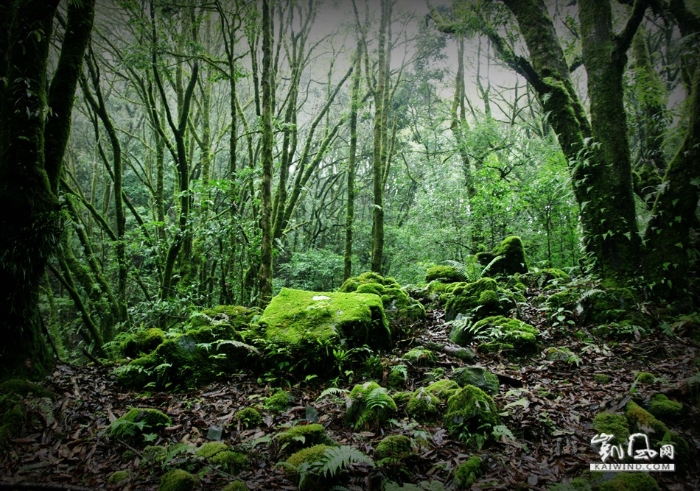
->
[[346, 382, 397, 430], [454, 456, 481, 488], [277, 249, 344, 292], [158, 469, 197, 491], [443, 385, 500, 447], [265, 389, 291, 413], [234, 407, 263, 428], [283, 444, 374, 490], [402, 346, 436, 366], [109, 408, 172, 444], [598, 473, 659, 491]]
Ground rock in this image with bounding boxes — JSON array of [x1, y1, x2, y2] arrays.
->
[[196, 442, 249, 474], [158, 469, 198, 491], [598, 473, 659, 491], [375, 435, 413, 461], [476, 236, 528, 276], [406, 388, 440, 421], [402, 346, 436, 366], [444, 386, 500, 440], [255, 289, 391, 369], [339, 272, 426, 322], [452, 367, 500, 396], [425, 265, 465, 283], [346, 382, 396, 430], [425, 379, 460, 401], [450, 315, 539, 355], [221, 481, 249, 491]]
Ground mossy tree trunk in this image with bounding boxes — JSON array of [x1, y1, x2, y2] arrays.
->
[[259, 0, 274, 305], [0, 0, 95, 379], [643, 49, 700, 302], [345, 45, 363, 281]]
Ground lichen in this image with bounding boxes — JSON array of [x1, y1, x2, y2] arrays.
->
[[158, 469, 198, 491], [451, 367, 499, 395], [455, 456, 481, 488]]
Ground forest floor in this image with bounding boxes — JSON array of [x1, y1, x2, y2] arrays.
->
[[1, 297, 699, 491]]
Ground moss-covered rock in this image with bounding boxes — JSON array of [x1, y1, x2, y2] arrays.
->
[[277, 423, 334, 454], [425, 379, 460, 401], [234, 407, 262, 428], [346, 382, 396, 430], [594, 374, 611, 384], [221, 481, 249, 491], [522, 268, 570, 289], [406, 388, 440, 420], [387, 366, 408, 390], [159, 469, 198, 491], [143, 445, 168, 464], [626, 400, 668, 436], [451, 367, 499, 396], [444, 278, 505, 321], [402, 346, 436, 366], [114, 307, 259, 390], [109, 408, 171, 444], [598, 473, 659, 491], [545, 347, 580, 366], [476, 236, 528, 276], [0, 379, 54, 399], [195, 442, 249, 473], [108, 470, 130, 484], [444, 385, 500, 440], [425, 265, 465, 283], [592, 412, 630, 444], [635, 372, 655, 384], [391, 391, 412, 407], [254, 288, 391, 374], [451, 316, 539, 356], [374, 435, 413, 461], [265, 389, 291, 413], [648, 394, 682, 420], [339, 272, 426, 322], [285, 444, 333, 490], [455, 456, 481, 488], [578, 287, 647, 328], [122, 328, 166, 358]]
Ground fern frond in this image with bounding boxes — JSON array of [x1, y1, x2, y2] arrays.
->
[[213, 339, 260, 354], [316, 387, 349, 402], [365, 387, 395, 410], [318, 445, 375, 478]]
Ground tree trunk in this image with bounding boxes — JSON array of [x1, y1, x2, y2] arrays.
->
[[344, 47, 362, 281], [0, 0, 95, 379]]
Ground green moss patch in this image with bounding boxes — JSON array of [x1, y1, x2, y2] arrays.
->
[[265, 389, 291, 413], [592, 412, 630, 444], [455, 456, 481, 488], [406, 388, 440, 421], [346, 382, 396, 430], [339, 272, 426, 323], [375, 435, 413, 462], [277, 423, 334, 454], [648, 394, 682, 420], [598, 473, 659, 491], [234, 407, 262, 428], [425, 265, 465, 283], [450, 316, 539, 356], [444, 386, 500, 443], [402, 346, 436, 366], [158, 469, 198, 491], [425, 379, 460, 401], [221, 481, 249, 491]]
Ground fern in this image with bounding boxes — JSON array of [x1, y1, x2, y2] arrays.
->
[[317, 445, 375, 478], [390, 364, 408, 381], [213, 339, 260, 355], [316, 387, 349, 402]]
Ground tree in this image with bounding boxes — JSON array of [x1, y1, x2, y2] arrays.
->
[[0, 0, 96, 378]]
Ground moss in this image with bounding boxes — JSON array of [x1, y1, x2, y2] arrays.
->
[[375, 435, 413, 461], [579, 288, 646, 327], [544, 347, 579, 365], [346, 381, 396, 430], [339, 272, 426, 322], [402, 346, 436, 366], [265, 389, 291, 413], [444, 278, 502, 321], [523, 268, 570, 289], [451, 367, 499, 395], [108, 470, 130, 484], [277, 424, 333, 453], [451, 316, 539, 355], [455, 456, 481, 488], [122, 328, 166, 358], [255, 289, 391, 374], [234, 407, 262, 428], [648, 394, 682, 420], [285, 443, 331, 468], [635, 372, 655, 384], [548, 478, 592, 491], [0, 403, 24, 448], [545, 289, 578, 311], [196, 441, 228, 459], [0, 379, 54, 399], [406, 388, 440, 420], [476, 236, 528, 276], [660, 431, 690, 471], [158, 469, 198, 491], [143, 445, 168, 464], [221, 481, 249, 491], [625, 400, 668, 436], [594, 374, 611, 384], [425, 265, 464, 283], [210, 451, 249, 474], [444, 385, 500, 437], [598, 473, 659, 491], [425, 379, 460, 401], [592, 412, 630, 444], [391, 391, 412, 407], [109, 408, 172, 443], [387, 367, 407, 390], [478, 290, 499, 309]]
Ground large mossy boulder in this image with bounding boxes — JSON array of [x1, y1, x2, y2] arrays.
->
[[254, 289, 391, 374], [114, 307, 260, 390], [339, 272, 426, 323], [425, 265, 465, 283], [476, 236, 528, 277], [450, 315, 539, 355]]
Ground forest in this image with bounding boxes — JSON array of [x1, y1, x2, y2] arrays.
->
[[0, 0, 699, 489]]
